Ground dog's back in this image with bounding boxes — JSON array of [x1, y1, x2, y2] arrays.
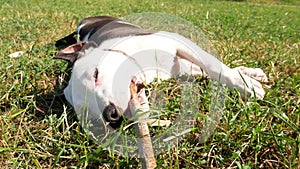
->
[[55, 16, 156, 48]]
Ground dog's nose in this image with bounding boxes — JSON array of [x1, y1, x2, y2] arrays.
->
[[103, 102, 124, 129]]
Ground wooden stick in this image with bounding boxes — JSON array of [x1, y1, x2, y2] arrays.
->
[[135, 121, 156, 169], [129, 80, 156, 169]]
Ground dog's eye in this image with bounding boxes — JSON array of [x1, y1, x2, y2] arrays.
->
[[93, 68, 99, 79]]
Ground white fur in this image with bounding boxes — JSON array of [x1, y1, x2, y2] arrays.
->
[[99, 31, 266, 98], [64, 31, 267, 123]]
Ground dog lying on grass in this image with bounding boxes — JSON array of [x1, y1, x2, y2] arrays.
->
[[54, 16, 267, 131]]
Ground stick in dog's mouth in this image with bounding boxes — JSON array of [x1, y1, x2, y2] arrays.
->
[[125, 77, 149, 120], [129, 77, 157, 168], [130, 77, 147, 99]]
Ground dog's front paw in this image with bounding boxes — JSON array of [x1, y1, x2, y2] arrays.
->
[[234, 66, 268, 83], [229, 68, 266, 100]]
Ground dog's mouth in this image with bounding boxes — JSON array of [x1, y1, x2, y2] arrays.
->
[[103, 78, 148, 129]]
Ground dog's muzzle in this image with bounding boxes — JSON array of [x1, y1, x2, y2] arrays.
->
[[103, 102, 124, 129]]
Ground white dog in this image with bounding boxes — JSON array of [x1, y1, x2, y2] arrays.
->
[[54, 16, 267, 130]]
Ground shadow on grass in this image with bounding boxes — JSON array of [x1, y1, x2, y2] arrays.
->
[[28, 37, 141, 168], [34, 33, 77, 119]]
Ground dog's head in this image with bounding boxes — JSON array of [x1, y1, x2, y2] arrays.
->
[[53, 16, 159, 131], [55, 42, 128, 130]]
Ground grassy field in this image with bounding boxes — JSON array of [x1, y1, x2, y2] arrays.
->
[[0, 0, 299, 168]]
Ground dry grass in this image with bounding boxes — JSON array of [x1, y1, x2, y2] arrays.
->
[[0, 0, 299, 168]]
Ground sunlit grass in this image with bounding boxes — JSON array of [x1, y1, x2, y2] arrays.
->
[[0, 0, 299, 168]]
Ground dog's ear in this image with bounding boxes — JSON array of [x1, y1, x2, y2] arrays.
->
[[53, 42, 86, 63], [53, 42, 98, 64], [55, 32, 77, 50]]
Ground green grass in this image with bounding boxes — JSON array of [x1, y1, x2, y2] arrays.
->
[[0, 0, 299, 168]]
